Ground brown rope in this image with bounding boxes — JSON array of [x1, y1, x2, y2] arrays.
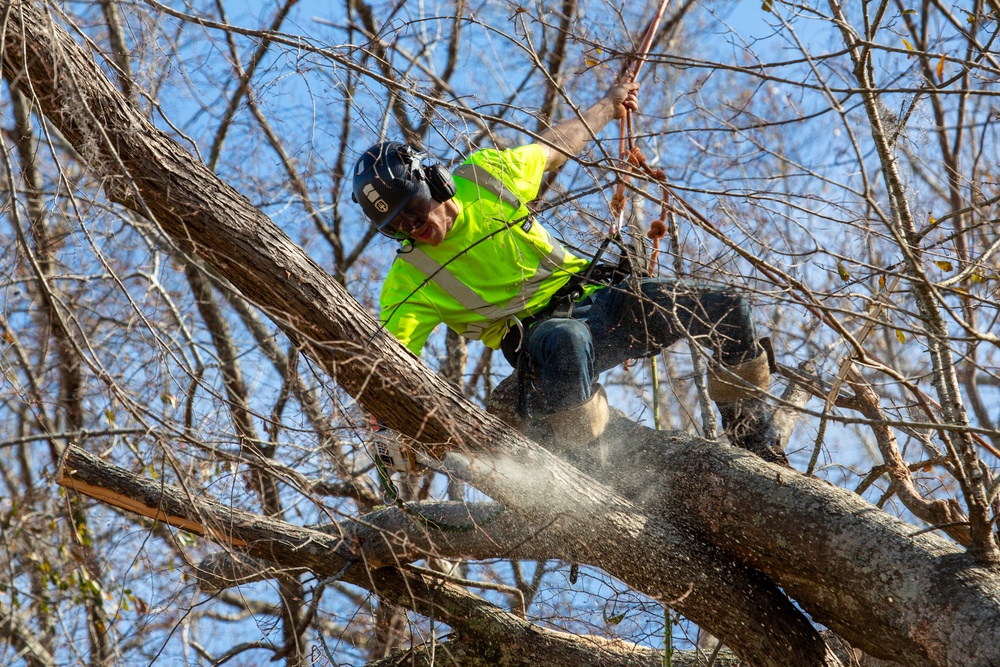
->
[[608, 0, 673, 275]]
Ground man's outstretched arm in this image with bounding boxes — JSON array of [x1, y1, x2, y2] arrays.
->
[[536, 82, 640, 171]]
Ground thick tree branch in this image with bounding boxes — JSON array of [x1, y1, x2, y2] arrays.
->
[[54, 446, 691, 667], [582, 414, 1000, 666], [0, 4, 839, 664]]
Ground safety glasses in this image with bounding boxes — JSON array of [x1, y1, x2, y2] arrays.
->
[[383, 191, 432, 238]]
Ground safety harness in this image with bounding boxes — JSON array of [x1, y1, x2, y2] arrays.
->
[[497, 231, 637, 367], [442, 166, 639, 361], [499, 230, 638, 422]]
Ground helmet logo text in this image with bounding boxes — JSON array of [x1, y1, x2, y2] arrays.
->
[[362, 184, 389, 213]]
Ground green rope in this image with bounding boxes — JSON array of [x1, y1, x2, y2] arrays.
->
[[663, 606, 673, 666], [651, 356, 662, 431], [372, 450, 402, 507]]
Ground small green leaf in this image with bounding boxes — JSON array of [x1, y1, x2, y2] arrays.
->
[[77, 522, 92, 547], [933, 261, 953, 271], [603, 603, 627, 625], [837, 262, 851, 282], [970, 271, 998, 283], [902, 8, 917, 15], [896, 329, 906, 343]]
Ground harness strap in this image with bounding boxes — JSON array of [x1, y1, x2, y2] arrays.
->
[[499, 256, 632, 367]]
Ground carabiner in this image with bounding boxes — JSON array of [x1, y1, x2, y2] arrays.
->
[[507, 316, 526, 354]]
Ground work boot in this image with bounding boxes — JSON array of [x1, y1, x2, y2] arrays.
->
[[717, 398, 790, 467], [532, 385, 609, 452], [488, 376, 610, 452], [707, 340, 790, 467], [706, 344, 772, 403]]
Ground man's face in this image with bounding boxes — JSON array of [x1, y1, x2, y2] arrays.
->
[[392, 198, 455, 246], [407, 200, 455, 245]]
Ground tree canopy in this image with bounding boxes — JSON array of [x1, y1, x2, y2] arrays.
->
[[1, 0, 999, 665]]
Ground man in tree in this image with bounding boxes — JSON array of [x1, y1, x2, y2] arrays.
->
[[353, 81, 787, 465]]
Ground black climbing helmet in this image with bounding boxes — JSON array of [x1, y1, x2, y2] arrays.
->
[[352, 142, 456, 238]]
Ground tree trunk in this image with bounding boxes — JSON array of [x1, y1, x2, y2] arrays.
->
[[575, 413, 1000, 666], [0, 4, 838, 664], [8, 2, 1000, 665]]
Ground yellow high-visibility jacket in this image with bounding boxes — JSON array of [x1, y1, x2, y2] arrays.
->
[[379, 144, 595, 355]]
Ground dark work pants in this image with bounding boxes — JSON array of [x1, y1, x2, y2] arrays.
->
[[522, 278, 758, 413]]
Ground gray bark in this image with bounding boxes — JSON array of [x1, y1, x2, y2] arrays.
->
[[0, 3, 837, 665], [571, 413, 1000, 666], [6, 2, 1000, 665]]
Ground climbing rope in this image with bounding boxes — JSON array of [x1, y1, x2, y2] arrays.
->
[[607, 0, 673, 385], [647, 204, 668, 277], [607, 0, 673, 276]]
